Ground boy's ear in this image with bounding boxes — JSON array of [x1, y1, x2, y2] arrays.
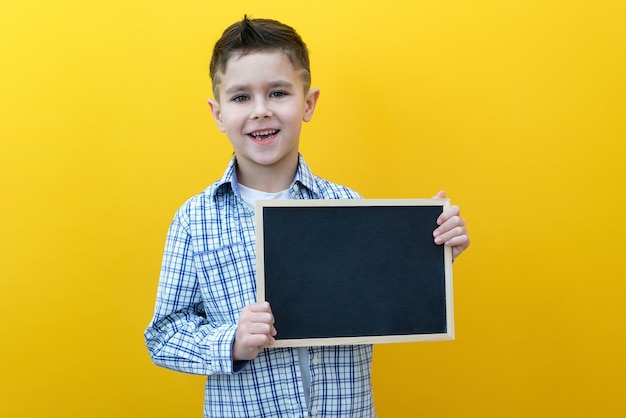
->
[[302, 88, 320, 122], [208, 98, 225, 132]]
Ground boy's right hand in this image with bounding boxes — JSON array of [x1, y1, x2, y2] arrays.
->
[[232, 301, 277, 361]]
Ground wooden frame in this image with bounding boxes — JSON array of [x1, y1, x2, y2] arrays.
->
[[255, 199, 454, 347]]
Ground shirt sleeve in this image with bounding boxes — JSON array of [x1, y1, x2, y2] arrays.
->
[[144, 210, 244, 376]]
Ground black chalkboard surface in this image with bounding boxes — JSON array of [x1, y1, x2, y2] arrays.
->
[[255, 199, 454, 347]]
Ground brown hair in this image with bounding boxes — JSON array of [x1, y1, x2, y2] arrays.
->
[[209, 16, 311, 99]]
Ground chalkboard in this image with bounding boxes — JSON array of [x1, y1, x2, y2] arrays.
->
[[255, 199, 454, 347]]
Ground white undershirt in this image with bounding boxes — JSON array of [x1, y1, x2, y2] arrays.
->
[[238, 183, 312, 407]]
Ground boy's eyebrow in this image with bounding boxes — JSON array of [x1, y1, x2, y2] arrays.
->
[[224, 84, 248, 95], [224, 80, 295, 95], [267, 80, 294, 89]]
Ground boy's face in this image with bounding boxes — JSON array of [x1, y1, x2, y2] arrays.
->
[[208, 51, 319, 184]]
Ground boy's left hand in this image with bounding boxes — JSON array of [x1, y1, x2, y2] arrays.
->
[[432, 191, 470, 260]]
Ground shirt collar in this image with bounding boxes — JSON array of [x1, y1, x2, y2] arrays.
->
[[292, 154, 320, 198], [210, 154, 320, 199]]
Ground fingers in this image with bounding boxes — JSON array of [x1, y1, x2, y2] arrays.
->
[[433, 203, 470, 260], [433, 206, 464, 243], [436, 203, 460, 227], [232, 302, 277, 361], [239, 302, 276, 341]]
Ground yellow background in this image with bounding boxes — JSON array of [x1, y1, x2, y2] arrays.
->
[[1, 1, 624, 417]]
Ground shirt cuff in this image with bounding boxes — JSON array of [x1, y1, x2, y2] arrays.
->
[[205, 324, 248, 375]]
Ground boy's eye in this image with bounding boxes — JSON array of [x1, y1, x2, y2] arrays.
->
[[270, 91, 288, 98], [232, 95, 249, 102]]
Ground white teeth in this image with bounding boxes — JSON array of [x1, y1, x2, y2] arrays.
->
[[251, 129, 278, 137]]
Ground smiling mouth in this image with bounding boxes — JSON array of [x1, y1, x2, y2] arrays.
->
[[248, 129, 280, 141]]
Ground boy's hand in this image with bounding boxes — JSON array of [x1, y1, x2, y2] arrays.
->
[[432, 191, 470, 260], [232, 301, 277, 361]]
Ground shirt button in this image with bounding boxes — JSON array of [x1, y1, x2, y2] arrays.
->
[[311, 406, 319, 415], [311, 356, 321, 365]]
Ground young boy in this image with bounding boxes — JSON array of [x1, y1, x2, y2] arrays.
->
[[145, 16, 469, 417]]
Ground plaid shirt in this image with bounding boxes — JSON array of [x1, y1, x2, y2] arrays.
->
[[145, 155, 375, 417]]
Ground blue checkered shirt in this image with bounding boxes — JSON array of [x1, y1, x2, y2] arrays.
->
[[145, 155, 376, 417]]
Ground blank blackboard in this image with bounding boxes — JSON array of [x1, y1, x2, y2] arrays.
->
[[255, 199, 454, 347]]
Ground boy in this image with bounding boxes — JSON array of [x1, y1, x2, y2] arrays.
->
[[145, 16, 469, 417]]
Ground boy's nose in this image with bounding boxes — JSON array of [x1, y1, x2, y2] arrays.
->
[[250, 99, 273, 119]]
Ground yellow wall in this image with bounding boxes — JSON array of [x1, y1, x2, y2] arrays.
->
[[1, 1, 624, 417]]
